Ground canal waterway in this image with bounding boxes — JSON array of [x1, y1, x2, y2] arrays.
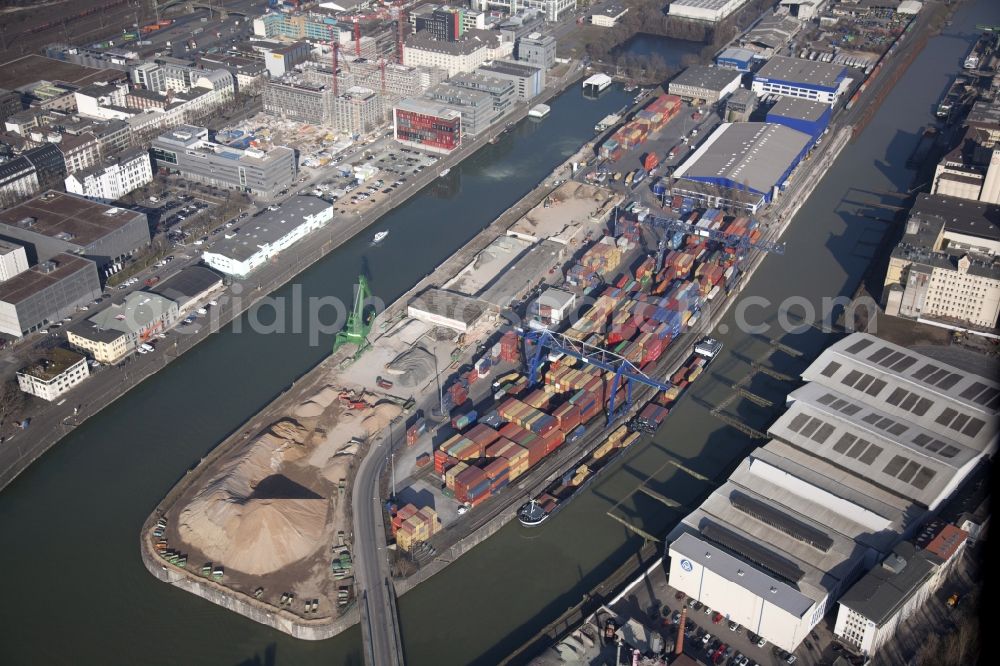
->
[[1, 1, 997, 663], [0, 85, 632, 666]]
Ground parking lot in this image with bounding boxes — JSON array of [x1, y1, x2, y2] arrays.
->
[[310, 142, 440, 216]]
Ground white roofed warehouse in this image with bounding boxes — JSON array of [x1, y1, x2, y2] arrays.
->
[[752, 56, 851, 105], [669, 122, 813, 213], [668, 0, 751, 22], [666, 333, 996, 655]]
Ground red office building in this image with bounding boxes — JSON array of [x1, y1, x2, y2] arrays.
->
[[393, 99, 462, 155]]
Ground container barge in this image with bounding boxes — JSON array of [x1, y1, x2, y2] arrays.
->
[[517, 339, 720, 527], [428, 203, 761, 522], [964, 32, 991, 69], [936, 75, 968, 117], [600, 94, 683, 163]]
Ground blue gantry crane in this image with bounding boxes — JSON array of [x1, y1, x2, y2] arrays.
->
[[517, 328, 673, 424], [642, 214, 787, 272]]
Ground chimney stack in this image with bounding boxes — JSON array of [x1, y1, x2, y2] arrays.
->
[[675, 606, 687, 656]]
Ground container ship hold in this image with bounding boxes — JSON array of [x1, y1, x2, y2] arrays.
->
[[517, 339, 721, 527]]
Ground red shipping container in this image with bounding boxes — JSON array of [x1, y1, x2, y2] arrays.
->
[[542, 429, 565, 454], [466, 423, 501, 447], [524, 438, 548, 466]]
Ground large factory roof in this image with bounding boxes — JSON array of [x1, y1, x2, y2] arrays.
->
[[0, 191, 144, 247], [672, 122, 811, 194], [730, 454, 905, 554], [909, 193, 1000, 243], [669, 0, 744, 10], [769, 389, 974, 509], [669, 65, 742, 92], [670, 531, 817, 618], [407, 288, 488, 331], [208, 196, 331, 262], [800, 333, 999, 454], [768, 96, 829, 122], [0, 254, 93, 305], [755, 55, 847, 89]]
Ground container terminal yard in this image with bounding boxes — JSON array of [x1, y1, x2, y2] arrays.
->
[[134, 0, 943, 655], [142, 56, 857, 646]]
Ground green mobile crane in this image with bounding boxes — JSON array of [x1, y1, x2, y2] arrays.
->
[[333, 274, 373, 359]]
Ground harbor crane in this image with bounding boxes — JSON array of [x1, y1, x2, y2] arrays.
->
[[333, 274, 374, 358], [640, 214, 787, 272], [516, 328, 673, 424]]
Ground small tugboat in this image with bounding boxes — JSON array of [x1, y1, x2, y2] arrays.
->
[[372, 230, 388, 244]]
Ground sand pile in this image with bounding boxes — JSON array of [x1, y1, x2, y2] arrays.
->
[[178, 421, 327, 575], [295, 386, 342, 417], [386, 346, 435, 387], [361, 403, 402, 437]]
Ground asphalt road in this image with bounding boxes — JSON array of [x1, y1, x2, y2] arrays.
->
[[351, 422, 405, 666]]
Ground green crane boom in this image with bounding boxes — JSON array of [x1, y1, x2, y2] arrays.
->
[[333, 274, 373, 358]]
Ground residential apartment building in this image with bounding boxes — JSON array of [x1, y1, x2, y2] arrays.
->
[[885, 193, 1000, 329], [64, 148, 152, 203], [57, 132, 103, 175], [151, 125, 297, 200], [67, 291, 179, 363], [410, 5, 487, 36], [16, 348, 90, 401], [0, 156, 40, 208], [393, 98, 462, 154]]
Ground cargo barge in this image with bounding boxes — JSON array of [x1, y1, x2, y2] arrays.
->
[[964, 32, 991, 69], [600, 94, 683, 163], [936, 75, 968, 117], [517, 340, 720, 527]]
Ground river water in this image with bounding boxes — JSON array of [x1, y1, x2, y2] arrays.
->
[[1, 2, 997, 663]]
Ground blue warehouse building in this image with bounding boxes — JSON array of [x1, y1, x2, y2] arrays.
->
[[670, 122, 813, 213], [715, 47, 757, 72], [751, 55, 849, 105], [765, 97, 831, 142]]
